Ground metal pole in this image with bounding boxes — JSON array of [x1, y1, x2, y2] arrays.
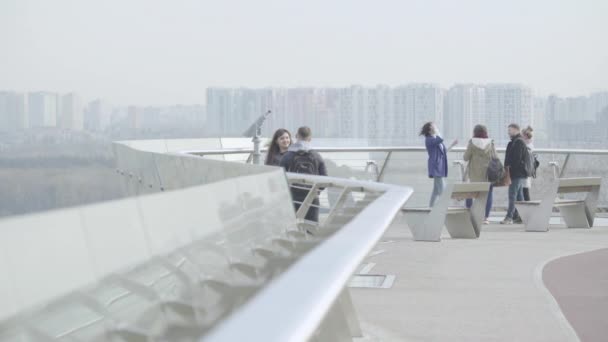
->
[[559, 153, 571, 178], [252, 128, 262, 165], [377, 151, 392, 182]]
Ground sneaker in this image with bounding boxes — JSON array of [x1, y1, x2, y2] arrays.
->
[[500, 218, 513, 225], [514, 217, 523, 224], [483, 219, 490, 225]]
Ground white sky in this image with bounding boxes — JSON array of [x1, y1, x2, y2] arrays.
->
[[1, 0, 607, 105]]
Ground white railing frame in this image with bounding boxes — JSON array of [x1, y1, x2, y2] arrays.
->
[[183, 145, 608, 186], [203, 173, 413, 342]]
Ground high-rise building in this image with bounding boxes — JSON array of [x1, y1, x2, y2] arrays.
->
[[366, 85, 392, 140], [392, 84, 443, 142], [532, 97, 547, 133], [484, 84, 532, 142], [0, 91, 28, 131], [85, 99, 112, 132], [444, 84, 485, 140], [59, 93, 84, 130], [28, 92, 58, 128], [589, 92, 608, 120], [127, 106, 143, 131]]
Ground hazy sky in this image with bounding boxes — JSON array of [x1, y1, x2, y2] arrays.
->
[[1, 0, 606, 105]]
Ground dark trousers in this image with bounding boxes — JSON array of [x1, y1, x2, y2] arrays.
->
[[522, 187, 531, 201], [292, 188, 320, 222], [465, 184, 494, 219]]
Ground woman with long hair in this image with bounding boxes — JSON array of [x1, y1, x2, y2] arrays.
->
[[420, 122, 458, 207], [265, 128, 292, 166], [463, 124, 496, 224]]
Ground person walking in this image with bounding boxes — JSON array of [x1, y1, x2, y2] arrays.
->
[[265, 128, 292, 166], [501, 123, 531, 224], [280, 126, 328, 222], [420, 122, 458, 207], [463, 124, 496, 224], [521, 126, 534, 201]]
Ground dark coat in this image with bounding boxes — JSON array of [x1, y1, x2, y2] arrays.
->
[[505, 134, 529, 178], [266, 151, 287, 166], [279, 142, 328, 223], [425, 135, 448, 178]]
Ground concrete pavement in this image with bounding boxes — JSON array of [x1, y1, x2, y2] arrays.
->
[[351, 215, 608, 341]]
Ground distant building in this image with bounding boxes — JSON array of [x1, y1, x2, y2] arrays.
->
[[0, 91, 29, 131], [532, 97, 547, 133], [127, 106, 143, 131], [392, 84, 443, 142], [589, 92, 608, 119], [546, 93, 608, 144], [444, 84, 485, 140], [85, 99, 112, 132], [59, 93, 84, 130], [28, 92, 58, 128], [484, 84, 532, 142]]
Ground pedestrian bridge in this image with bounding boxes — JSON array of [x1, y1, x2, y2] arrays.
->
[[0, 138, 606, 341]]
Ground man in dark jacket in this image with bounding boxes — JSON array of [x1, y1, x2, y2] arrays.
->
[[501, 123, 530, 224], [280, 126, 328, 222]]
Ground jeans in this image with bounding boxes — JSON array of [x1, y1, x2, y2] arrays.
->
[[466, 184, 494, 219], [429, 177, 446, 207], [506, 177, 526, 219]]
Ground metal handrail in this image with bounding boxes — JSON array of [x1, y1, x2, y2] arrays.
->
[[203, 173, 414, 342], [183, 146, 608, 156]]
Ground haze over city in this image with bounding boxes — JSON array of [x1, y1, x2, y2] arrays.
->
[[1, 0, 607, 105]]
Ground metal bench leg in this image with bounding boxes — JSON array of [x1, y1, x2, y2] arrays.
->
[[559, 203, 591, 228], [584, 185, 601, 227], [445, 211, 477, 239], [406, 184, 453, 242], [516, 203, 551, 232]]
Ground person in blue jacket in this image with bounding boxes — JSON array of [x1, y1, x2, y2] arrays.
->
[[420, 122, 458, 207]]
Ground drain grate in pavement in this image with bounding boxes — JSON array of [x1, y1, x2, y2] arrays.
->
[[348, 274, 395, 289]]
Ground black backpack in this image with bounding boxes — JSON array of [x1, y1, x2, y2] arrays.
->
[[288, 150, 319, 175], [522, 144, 536, 178], [487, 157, 505, 184], [486, 141, 505, 184]]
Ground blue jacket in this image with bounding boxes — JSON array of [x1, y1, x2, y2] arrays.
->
[[425, 135, 448, 178]]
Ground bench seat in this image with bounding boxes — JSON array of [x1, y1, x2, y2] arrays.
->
[[515, 200, 542, 206], [554, 199, 585, 206], [403, 182, 491, 241]]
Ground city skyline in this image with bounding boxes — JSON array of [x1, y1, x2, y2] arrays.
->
[[2, 84, 607, 147], [2, 83, 607, 108]]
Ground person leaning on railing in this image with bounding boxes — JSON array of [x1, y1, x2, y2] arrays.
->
[[420, 122, 458, 207], [280, 126, 328, 222], [463, 124, 496, 225]]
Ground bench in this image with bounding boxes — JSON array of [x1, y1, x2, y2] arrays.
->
[[554, 178, 601, 228], [402, 182, 491, 241], [515, 177, 601, 231]]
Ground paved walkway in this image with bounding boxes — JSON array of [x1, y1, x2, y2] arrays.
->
[[351, 216, 608, 341], [543, 248, 608, 342]]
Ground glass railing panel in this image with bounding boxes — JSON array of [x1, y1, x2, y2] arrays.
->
[[165, 138, 222, 153], [221, 138, 267, 162], [124, 139, 169, 153], [318, 151, 390, 182]]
